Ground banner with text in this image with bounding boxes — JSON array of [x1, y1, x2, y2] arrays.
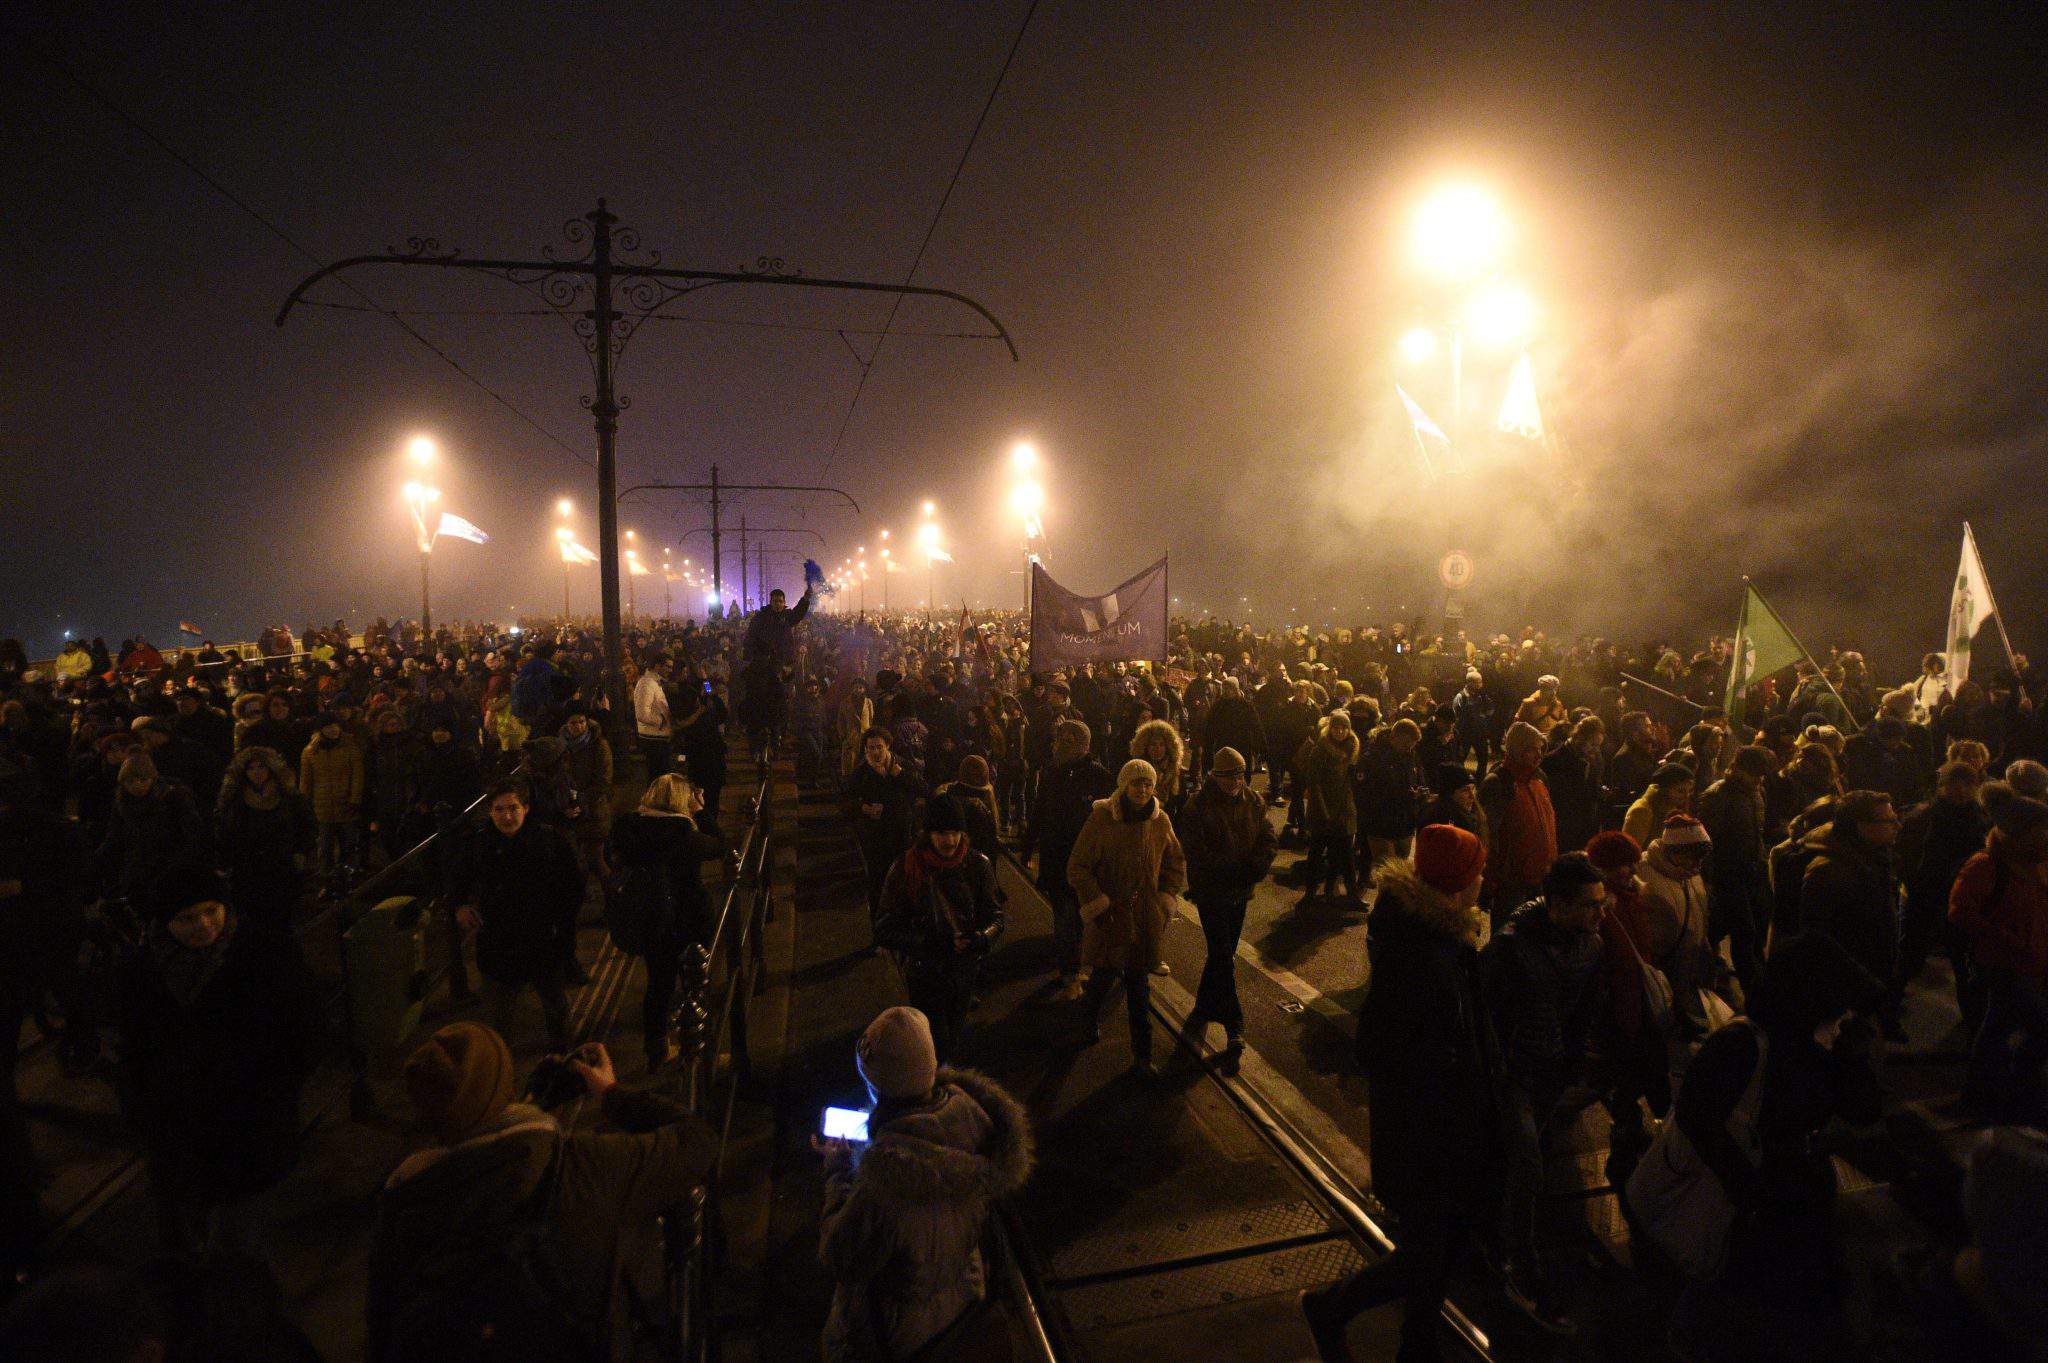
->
[[1030, 557, 1169, 670]]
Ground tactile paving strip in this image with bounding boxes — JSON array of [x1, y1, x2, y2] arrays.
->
[[1046, 1198, 1334, 1282], [1059, 1236, 1370, 1330]]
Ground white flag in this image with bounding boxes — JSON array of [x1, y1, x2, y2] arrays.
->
[[626, 556, 651, 577], [435, 511, 489, 545], [1396, 385, 1449, 443], [927, 548, 954, 564], [560, 539, 599, 565], [1946, 521, 2012, 695], [1496, 353, 1544, 441]]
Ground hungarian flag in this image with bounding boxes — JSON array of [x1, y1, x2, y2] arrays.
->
[[177, 621, 203, 637], [1946, 522, 2014, 695], [1725, 583, 1808, 724], [1496, 353, 1544, 442]]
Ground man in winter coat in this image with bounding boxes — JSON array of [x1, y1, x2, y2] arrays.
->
[[1949, 782, 2048, 1118], [1798, 789, 1904, 1033], [118, 865, 323, 1259], [1269, 680, 1322, 826], [97, 752, 208, 903], [366, 708, 430, 863], [1480, 852, 1607, 1334], [454, 780, 587, 1048], [1606, 710, 1662, 828], [558, 707, 615, 876], [1421, 763, 1488, 846], [1898, 760, 1989, 1019], [1479, 723, 1558, 926], [370, 1024, 717, 1363], [1304, 824, 1495, 1363], [1175, 747, 1277, 1071], [1199, 678, 1267, 792], [874, 796, 1005, 1060], [299, 715, 365, 885], [817, 1007, 1032, 1363], [213, 744, 313, 934], [1451, 670, 1497, 771], [1540, 716, 1606, 858], [845, 728, 924, 941], [1696, 744, 1774, 989], [1024, 719, 1112, 997], [132, 715, 224, 803], [1068, 759, 1188, 1076], [743, 584, 813, 666], [1356, 718, 1428, 866]]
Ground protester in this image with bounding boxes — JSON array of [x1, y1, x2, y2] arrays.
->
[[454, 779, 587, 1049], [370, 1025, 717, 1363], [1949, 782, 2048, 1120], [1356, 717, 1428, 865], [844, 727, 924, 943], [936, 754, 1002, 861], [1023, 718, 1112, 998], [818, 1007, 1032, 1363], [1798, 788, 1905, 1036], [607, 773, 725, 1068], [1897, 759, 1990, 1023], [1298, 710, 1362, 902], [97, 751, 208, 903], [1175, 747, 1276, 1073], [1478, 722, 1557, 925], [212, 744, 312, 934], [299, 713, 364, 888], [874, 794, 1005, 1061], [634, 652, 675, 778], [1696, 745, 1774, 989], [1623, 761, 1695, 848], [117, 865, 323, 1260], [1067, 758, 1187, 1075]]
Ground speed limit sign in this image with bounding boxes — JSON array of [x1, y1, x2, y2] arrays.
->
[[1439, 550, 1474, 591]]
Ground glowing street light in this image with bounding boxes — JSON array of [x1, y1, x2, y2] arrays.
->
[[407, 434, 438, 466], [1466, 283, 1538, 348], [1411, 182, 1508, 280], [1011, 440, 1038, 473], [400, 449, 444, 632], [1398, 326, 1438, 364], [556, 497, 573, 516]]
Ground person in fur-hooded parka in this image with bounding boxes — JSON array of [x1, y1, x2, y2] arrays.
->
[[820, 1065, 1034, 1362], [1130, 717, 1185, 811]]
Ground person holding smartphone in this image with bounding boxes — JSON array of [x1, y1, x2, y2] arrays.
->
[[816, 1007, 1031, 1363], [873, 794, 1004, 1061]]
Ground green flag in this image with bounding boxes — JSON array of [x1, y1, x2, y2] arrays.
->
[[1726, 583, 1807, 723]]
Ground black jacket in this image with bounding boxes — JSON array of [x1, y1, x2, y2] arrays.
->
[[874, 850, 1005, 965], [1480, 899, 1604, 1103], [1798, 825, 1899, 988], [1355, 863, 1500, 1215], [1176, 779, 1276, 904], [1024, 755, 1113, 888], [1199, 694, 1267, 762], [1898, 796, 1990, 918], [117, 922, 324, 1202], [1355, 734, 1426, 841], [458, 819, 586, 985], [609, 810, 724, 945], [845, 761, 924, 861], [1541, 743, 1605, 854]]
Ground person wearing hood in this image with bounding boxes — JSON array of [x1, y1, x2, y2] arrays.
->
[[1024, 718, 1113, 997], [1304, 825, 1494, 1363], [1479, 723, 1558, 926], [1697, 744, 1775, 990], [936, 754, 1002, 862], [1067, 758, 1188, 1076], [1950, 781, 2048, 1120], [1797, 788, 1904, 1034], [97, 751, 208, 903], [369, 1024, 717, 1363], [1130, 717, 1185, 816], [1298, 710, 1362, 902], [875, 795, 1005, 1061], [1655, 934, 1882, 1360], [117, 865, 323, 1260], [299, 713, 364, 888], [1176, 747, 1277, 1073], [454, 779, 587, 1049], [1480, 852, 1608, 1335], [213, 745, 312, 933], [817, 1007, 1033, 1363], [609, 774, 725, 1069], [1421, 763, 1487, 846]]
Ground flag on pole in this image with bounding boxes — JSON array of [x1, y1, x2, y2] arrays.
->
[[1726, 582, 1812, 724], [1496, 353, 1545, 441], [626, 555, 651, 576], [560, 539, 599, 565], [955, 603, 972, 659], [928, 547, 954, 564], [1946, 521, 2015, 695], [435, 511, 490, 545], [177, 621, 203, 638], [1397, 385, 1449, 443]]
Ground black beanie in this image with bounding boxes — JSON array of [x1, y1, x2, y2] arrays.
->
[[923, 793, 967, 834]]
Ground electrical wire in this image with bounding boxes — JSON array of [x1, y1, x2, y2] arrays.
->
[[296, 298, 1002, 339], [7, 26, 594, 469], [816, 0, 1039, 482]]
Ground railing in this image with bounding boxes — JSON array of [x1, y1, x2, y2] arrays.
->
[[662, 767, 776, 1363]]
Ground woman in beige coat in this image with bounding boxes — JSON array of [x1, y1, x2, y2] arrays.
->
[[1067, 758, 1187, 1076]]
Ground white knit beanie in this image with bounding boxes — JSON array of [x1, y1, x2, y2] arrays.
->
[[1118, 758, 1158, 790], [857, 1006, 938, 1101]]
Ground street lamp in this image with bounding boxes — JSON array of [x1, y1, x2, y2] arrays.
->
[[555, 501, 576, 618], [401, 476, 442, 633], [1411, 182, 1508, 280], [1466, 283, 1537, 348], [407, 434, 438, 467], [917, 516, 942, 623]]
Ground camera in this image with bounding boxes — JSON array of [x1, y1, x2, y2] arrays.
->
[[525, 1050, 590, 1108]]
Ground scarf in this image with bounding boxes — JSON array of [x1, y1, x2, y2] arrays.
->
[[148, 912, 238, 1008], [900, 839, 969, 896], [241, 777, 283, 812], [1117, 794, 1157, 824]]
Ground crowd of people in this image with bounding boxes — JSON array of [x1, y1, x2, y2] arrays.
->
[[4, 598, 2048, 1360]]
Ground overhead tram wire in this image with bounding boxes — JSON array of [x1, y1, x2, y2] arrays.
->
[[816, 0, 1040, 485], [296, 299, 1004, 340], [8, 28, 594, 470]]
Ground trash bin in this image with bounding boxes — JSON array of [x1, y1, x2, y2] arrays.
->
[[343, 895, 430, 1056]]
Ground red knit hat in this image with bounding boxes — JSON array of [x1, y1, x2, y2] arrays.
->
[[1585, 830, 1642, 871], [1414, 823, 1486, 895]]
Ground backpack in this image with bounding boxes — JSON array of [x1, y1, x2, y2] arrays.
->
[[604, 858, 675, 956], [384, 1138, 602, 1363], [1626, 1021, 1768, 1279]]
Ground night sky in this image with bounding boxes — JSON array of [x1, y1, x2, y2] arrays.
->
[[5, 3, 2047, 676]]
